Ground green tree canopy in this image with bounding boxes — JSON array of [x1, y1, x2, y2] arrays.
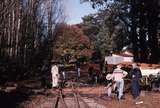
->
[[81, 0, 160, 63]]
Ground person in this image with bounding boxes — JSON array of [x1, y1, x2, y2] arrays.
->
[[76, 58, 81, 78], [88, 67, 94, 84], [105, 72, 115, 99], [130, 63, 143, 104], [51, 63, 60, 88], [112, 64, 128, 100], [62, 70, 66, 80]]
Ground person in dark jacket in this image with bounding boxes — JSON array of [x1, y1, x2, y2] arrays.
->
[[130, 63, 143, 104]]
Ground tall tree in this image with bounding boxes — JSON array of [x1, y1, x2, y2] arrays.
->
[[0, 0, 65, 81], [81, 1, 130, 55], [81, 0, 160, 63]]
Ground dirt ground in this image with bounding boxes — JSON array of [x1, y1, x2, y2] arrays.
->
[[17, 86, 160, 108]]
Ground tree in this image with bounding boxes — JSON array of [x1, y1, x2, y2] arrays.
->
[[53, 24, 93, 61], [81, 0, 160, 63], [81, 1, 130, 56], [0, 0, 66, 81]]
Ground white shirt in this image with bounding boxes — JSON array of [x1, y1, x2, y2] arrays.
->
[[51, 65, 59, 77]]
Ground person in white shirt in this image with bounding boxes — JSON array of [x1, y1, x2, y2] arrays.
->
[[112, 64, 128, 100], [51, 63, 60, 88]]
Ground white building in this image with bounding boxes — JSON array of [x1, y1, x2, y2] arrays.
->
[[105, 51, 133, 65], [140, 68, 160, 76]]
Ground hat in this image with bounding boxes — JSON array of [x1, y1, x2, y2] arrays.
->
[[117, 64, 121, 68]]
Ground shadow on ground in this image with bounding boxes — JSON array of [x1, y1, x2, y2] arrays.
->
[[0, 90, 29, 108]]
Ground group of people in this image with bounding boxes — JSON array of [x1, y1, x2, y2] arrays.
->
[[106, 63, 143, 104], [50, 62, 143, 104]]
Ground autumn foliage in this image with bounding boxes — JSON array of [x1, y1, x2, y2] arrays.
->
[[53, 24, 94, 60]]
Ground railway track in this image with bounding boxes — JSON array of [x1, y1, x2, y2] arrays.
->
[[53, 82, 91, 108], [52, 81, 106, 108]]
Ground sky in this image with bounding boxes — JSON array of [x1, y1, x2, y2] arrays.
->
[[65, 0, 97, 25]]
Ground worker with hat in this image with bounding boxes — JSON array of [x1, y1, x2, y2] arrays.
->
[[51, 62, 60, 88], [112, 64, 128, 100]]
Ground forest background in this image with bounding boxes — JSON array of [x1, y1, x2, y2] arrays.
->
[[0, 0, 160, 83]]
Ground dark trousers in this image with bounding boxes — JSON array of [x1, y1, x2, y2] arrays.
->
[[131, 80, 140, 99]]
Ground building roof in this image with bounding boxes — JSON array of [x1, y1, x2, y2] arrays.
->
[[112, 50, 133, 57]]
